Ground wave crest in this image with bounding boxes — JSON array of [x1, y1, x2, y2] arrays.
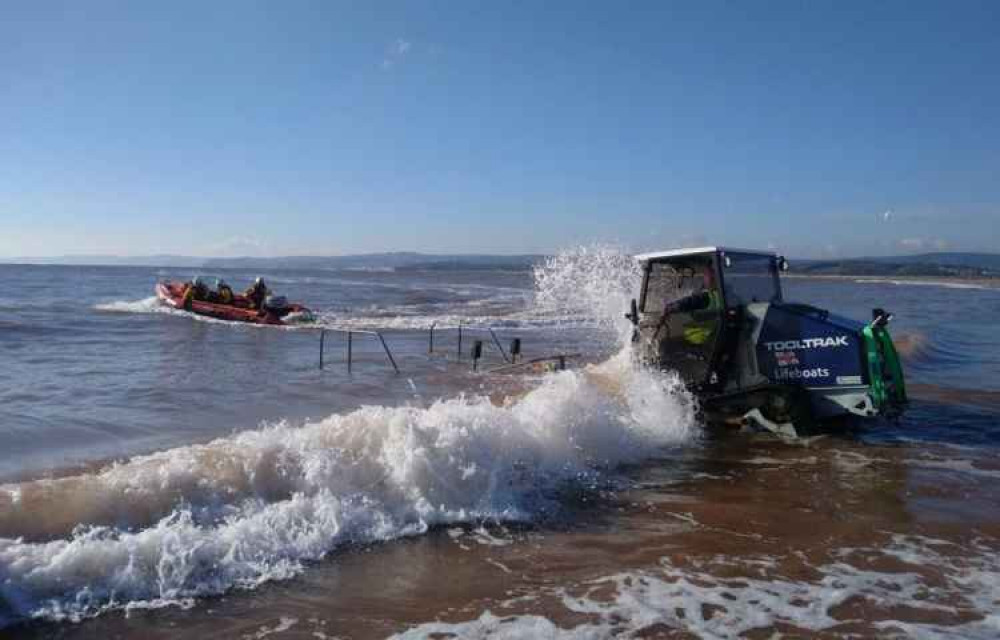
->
[[0, 359, 696, 626]]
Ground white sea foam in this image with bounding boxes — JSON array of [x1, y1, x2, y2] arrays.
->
[[395, 534, 1000, 639], [243, 616, 299, 639], [0, 359, 696, 627], [94, 296, 173, 314], [314, 311, 528, 332], [853, 278, 996, 291], [94, 296, 241, 327]]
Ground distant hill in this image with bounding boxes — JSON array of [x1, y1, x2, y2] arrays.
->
[[7, 250, 997, 278], [201, 252, 427, 270], [4, 252, 545, 271], [6, 254, 204, 267], [793, 252, 1000, 278], [202, 253, 544, 271]]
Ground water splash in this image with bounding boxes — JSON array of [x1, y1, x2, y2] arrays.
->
[[532, 245, 642, 345]]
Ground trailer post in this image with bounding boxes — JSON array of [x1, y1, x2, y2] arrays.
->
[[347, 331, 353, 373], [319, 329, 325, 370]]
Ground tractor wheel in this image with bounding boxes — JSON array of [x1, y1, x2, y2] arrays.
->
[[742, 389, 811, 438], [762, 388, 812, 433]]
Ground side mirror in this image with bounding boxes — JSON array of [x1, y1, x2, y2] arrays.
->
[[777, 256, 789, 272], [625, 298, 639, 325]]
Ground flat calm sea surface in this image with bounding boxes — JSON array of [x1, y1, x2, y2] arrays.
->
[[1, 255, 999, 639]]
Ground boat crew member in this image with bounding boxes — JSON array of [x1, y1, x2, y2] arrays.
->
[[217, 280, 234, 305], [182, 283, 195, 310], [191, 277, 209, 302], [244, 277, 269, 310]]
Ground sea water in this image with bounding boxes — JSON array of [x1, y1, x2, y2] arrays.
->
[[1, 249, 999, 638]]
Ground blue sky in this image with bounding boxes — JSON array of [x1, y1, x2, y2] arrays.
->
[[2, 1, 998, 258]]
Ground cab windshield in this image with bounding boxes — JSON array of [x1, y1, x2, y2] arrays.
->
[[641, 257, 714, 312], [722, 253, 781, 305]]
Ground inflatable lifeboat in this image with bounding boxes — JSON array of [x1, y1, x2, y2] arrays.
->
[[155, 281, 312, 325]]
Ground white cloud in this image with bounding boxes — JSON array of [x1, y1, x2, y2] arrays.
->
[[207, 236, 269, 257], [382, 38, 413, 70]]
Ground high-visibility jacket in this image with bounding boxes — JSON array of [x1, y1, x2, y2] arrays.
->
[[682, 289, 722, 345], [182, 285, 195, 310]]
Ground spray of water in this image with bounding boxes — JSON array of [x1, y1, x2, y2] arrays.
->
[[532, 244, 642, 344]]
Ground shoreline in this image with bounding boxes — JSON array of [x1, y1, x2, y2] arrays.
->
[[785, 273, 1000, 289]]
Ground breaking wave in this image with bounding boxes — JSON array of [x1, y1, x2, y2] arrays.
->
[[0, 245, 687, 627], [0, 358, 696, 627]]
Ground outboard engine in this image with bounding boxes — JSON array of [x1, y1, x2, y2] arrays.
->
[[263, 295, 289, 312]]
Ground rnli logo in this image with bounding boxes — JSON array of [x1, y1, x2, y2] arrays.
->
[[764, 336, 849, 351]]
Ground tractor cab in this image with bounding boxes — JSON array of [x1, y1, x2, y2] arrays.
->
[[628, 247, 905, 435], [631, 247, 784, 387]]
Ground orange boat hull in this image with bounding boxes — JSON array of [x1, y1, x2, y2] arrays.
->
[[155, 282, 309, 325]]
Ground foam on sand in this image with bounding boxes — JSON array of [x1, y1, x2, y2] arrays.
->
[[395, 534, 1000, 639]]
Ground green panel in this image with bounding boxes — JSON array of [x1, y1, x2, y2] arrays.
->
[[861, 324, 907, 412]]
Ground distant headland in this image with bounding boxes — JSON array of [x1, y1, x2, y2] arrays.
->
[[4, 251, 999, 280]]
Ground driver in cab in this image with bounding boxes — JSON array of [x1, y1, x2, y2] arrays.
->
[[662, 265, 722, 345]]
